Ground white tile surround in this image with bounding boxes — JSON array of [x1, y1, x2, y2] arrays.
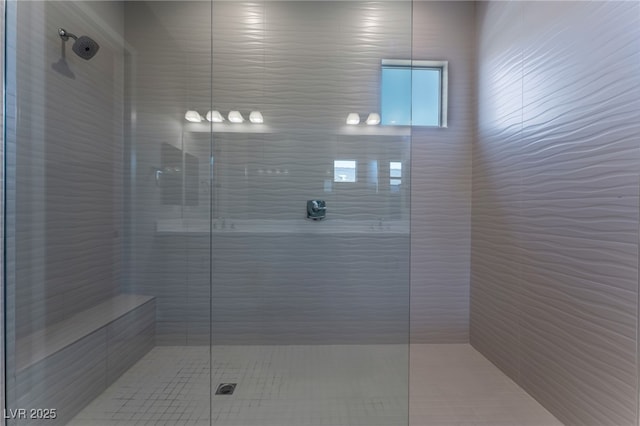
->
[[69, 344, 560, 426], [471, 2, 640, 425]]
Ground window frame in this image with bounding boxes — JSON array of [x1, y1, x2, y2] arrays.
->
[[381, 59, 448, 128]]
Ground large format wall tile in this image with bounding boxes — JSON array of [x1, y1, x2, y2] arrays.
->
[[471, 2, 640, 424]]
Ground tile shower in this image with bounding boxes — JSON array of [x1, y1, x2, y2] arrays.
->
[[2, 1, 640, 426]]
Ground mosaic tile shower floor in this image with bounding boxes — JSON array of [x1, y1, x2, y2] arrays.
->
[[69, 344, 561, 426]]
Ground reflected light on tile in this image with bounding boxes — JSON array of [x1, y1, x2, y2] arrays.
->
[[366, 113, 380, 125], [206, 110, 224, 123], [249, 111, 264, 124], [228, 111, 244, 123], [184, 110, 203, 123], [346, 113, 360, 125]]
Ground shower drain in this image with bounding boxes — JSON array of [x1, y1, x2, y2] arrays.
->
[[215, 383, 237, 395]]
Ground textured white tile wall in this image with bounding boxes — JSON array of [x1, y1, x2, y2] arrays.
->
[[471, 2, 640, 425], [471, 0, 524, 381], [9, 1, 126, 340], [128, 0, 474, 346], [123, 0, 199, 344], [4, 1, 145, 422], [411, 1, 475, 343], [127, 1, 414, 345]]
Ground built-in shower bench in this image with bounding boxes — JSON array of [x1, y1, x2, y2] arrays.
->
[[14, 294, 156, 425]]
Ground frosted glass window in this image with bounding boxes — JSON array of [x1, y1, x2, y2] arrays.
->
[[411, 69, 440, 126], [381, 67, 412, 126], [334, 160, 357, 183], [381, 60, 448, 127]]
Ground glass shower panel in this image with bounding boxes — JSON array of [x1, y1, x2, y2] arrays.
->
[[4, 1, 212, 424], [4, 1, 151, 424], [209, 2, 411, 425], [0, 0, 5, 416]]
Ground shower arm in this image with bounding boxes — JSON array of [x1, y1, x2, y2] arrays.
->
[[58, 28, 78, 41]]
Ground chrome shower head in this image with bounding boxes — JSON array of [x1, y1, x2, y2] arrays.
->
[[58, 28, 100, 60]]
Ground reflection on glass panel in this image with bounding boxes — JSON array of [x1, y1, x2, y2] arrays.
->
[[368, 160, 379, 193], [390, 161, 402, 193], [390, 161, 402, 178], [334, 160, 357, 183]]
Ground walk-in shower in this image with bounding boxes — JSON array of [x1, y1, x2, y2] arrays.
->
[[3, 1, 412, 424], [7, 1, 638, 425]]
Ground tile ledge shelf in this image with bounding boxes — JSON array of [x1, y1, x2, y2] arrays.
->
[[15, 294, 155, 372], [155, 218, 409, 235]]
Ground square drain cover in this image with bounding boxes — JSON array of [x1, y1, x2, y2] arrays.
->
[[215, 383, 237, 395]]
